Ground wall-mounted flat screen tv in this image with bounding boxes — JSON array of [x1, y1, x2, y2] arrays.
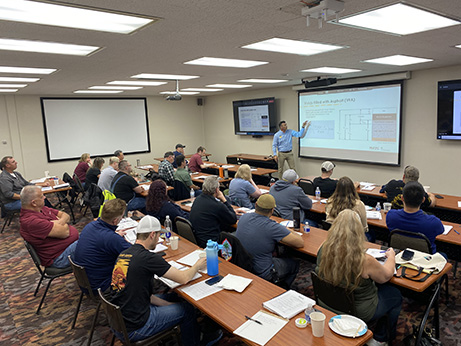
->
[[437, 79, 461, 140], [233, 97, 277, 136]]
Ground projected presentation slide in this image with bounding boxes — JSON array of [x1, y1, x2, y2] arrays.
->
[[453, 90, 461, 133], [238, 105, 270, 132], [298, 83, 402, 165]]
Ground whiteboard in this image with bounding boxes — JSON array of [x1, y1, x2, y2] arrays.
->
[[41, 98, 150, 161]]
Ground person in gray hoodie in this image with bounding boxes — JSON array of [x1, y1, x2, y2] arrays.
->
[[270, 169, 313, 223]]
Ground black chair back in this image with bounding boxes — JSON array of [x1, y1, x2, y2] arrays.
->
[[98, 288, 132, 345], [272, 208, 282, 217], [297, 178, 315, 195], [311, 271, 357, 315], [68, 256, 96, 299], [389, 229, 432, 253], [171, 180, 190, 201], [218, 232, 254, 273], [73, 174, 85, 193], [24, 240, 45, 275], [321, 220, 332, 230], [174, 216, 197, 244]]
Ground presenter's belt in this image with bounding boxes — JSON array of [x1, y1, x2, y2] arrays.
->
[[279, 150, 292, 153]]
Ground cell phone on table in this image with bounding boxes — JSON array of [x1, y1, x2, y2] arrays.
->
[[401, 249, 414, 261], [205, 275, 223, 286], [434, 194, 444, 199]]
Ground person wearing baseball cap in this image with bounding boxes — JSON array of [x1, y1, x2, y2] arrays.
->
[[270, 169, 313, 223], [109, 216, 206, 345], [313, 161, 338, 199], [173, 144, 186, 168], [236, 194, 303, 288]]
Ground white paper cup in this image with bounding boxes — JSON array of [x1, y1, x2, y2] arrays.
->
[[310, 311, 326, 337], [170, 236, 179, 250], [383, 202, 392, 212], [423, 186, 430, 193]]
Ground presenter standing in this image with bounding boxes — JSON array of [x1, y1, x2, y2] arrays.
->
[[272, 120, 310, 178]]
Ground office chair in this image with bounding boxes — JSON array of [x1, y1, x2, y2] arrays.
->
[[297, 178, 315, 195], [0, 199, 20, 233], [389, 229, 432, 254], [174, 216, 197, 244]]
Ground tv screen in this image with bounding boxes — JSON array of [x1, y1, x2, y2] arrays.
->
[[437, 79, 461, 140], [298, 81, 403, 166], [233, 97, 277, 136]]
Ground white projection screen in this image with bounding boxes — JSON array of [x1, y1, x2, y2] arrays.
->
[[41, 98, 150, 162], [298, 81, 403, 166]]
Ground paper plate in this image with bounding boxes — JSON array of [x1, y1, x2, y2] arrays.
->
[[328, 315, 367, 338]]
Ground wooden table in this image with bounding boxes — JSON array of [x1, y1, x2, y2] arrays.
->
[[40, 178, 75, 223], [167, 237, 373, 346], [227, 153, 277, 170], [190, 172, 232, 185], [136, 163, 159, 173], [203, 162, 277, 177], [138, 181, 173, 197], [154, 153, 212, 162]]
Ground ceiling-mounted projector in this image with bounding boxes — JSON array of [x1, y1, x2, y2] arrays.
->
[[166, 94, 182, 101], [303, 77, 337, 88]]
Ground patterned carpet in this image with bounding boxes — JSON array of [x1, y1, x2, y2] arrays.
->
[[1, 197, 460, 346]]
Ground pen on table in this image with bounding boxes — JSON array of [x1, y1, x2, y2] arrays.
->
[[245, 315, 263, 325], [453, 229, 460, 235]]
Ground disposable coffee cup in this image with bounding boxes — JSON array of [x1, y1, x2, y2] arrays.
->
[[170, 236, 179, 250], [383, 202, 392, 212], [310, 311, 326, 337]]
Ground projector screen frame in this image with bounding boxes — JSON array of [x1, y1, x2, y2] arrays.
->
[[40, 97, 151, 163], [298, 79, 403, 167]]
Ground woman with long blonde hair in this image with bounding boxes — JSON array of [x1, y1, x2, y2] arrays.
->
[[316, 209, 401, 345], [228, 164, 261, 208], [325, 176, 368, 233]]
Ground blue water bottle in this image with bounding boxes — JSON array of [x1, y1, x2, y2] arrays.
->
[[206, 240, 223, 276]]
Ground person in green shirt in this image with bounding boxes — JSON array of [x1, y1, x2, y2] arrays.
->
[[174, 155, 201, 196]]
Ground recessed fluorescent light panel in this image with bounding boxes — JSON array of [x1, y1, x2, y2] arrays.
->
[[184, 57, 268, 68], [0, 0, 155, 34], [131, 74, 199, 80], [0, 66, 56, 74], [160, 91, 199, 95], [455, 45, 461, 49], [89, 86, 142, 90], [181, 88, 223, 92], [206, 84, 252, 89], [0, 84, 27, 88], [301, 67, 361, 74], [0, 38, 100, 56], [242, 38, 345, 56], [238, 79, 288, 83], [74, 90, 123, 94], [336, 3, 460, 35], [363, 54, 433, 66], [107, 81, 167, 86], [0, 89, 18, 92], [0, 77, 39, 82]]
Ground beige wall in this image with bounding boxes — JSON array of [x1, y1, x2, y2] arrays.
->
[[1, 63, 461, 195], [202, 64, 461, 195], [0, 95, 205, 179]]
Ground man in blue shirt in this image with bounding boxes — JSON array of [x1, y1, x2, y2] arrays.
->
[[272, 120, 310, 178]]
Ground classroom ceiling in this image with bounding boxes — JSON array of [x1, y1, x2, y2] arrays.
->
[[1, 0, 461, 97]]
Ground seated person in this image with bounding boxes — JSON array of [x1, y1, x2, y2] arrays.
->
[[270, 169, 312, 222], [98, 156, 119, 191], [145, 180, 189, 227], [313, 161, 338, 198], [172, 143, 186, 168], [380, 165, 435, 209], [158, 151, 175, 186], [236, 194, 303, 288], [326, 176, 368, 234], [173, 155, 201, 196], [73, 199, 131, 292], [114, 150, 124, 161], [85, 157, 105, 190], [20, 185, 79, 268], [316, 209, 401, 345], [109, 216, 206, 345], [228, 164, 261, 208], [112, 160, 145, 213], [386, 181, 444, 254], [1, 156, 36, 211], [189, 176, 237, 248], [74, 153, 91, 184], [188, 146, 208, 173]]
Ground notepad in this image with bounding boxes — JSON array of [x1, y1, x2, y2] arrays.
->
[[366, 211, 382, 220], [31, 177, 47, 183], [234, 310, 288, 346], [262, 290, 315, 320], [260, 188, 269, 194], [53, 183, 70, 189], [443, 225, 453, 235], [177, 250, 207, 274], [179, 280, 222, 301], [41, 186, 53, 192], [216, 274, 252, 293], [155, 261, 202, 288]]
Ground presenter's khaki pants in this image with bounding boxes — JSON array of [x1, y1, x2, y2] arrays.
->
[[277, 151, 295, 179]]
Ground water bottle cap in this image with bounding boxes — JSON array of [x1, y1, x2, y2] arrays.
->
[[206, 240, 216, 248], [166, 215, 170, 219]]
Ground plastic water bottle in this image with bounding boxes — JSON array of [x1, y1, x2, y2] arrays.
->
[[315, 187, 321, 201], [190, 188, 195, 199], [375, 202, 381, 212], [304, 303, 314, 324], [164, 215, 172, 244], [206, 240, 223, 276], [303, 221, 310, 234]]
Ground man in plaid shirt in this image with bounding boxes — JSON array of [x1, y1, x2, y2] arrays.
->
[[158, 151, 175, 185]]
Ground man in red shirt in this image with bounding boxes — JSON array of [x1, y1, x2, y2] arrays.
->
[[188, 146, 208, 173], [20, 185, 79, 268]]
